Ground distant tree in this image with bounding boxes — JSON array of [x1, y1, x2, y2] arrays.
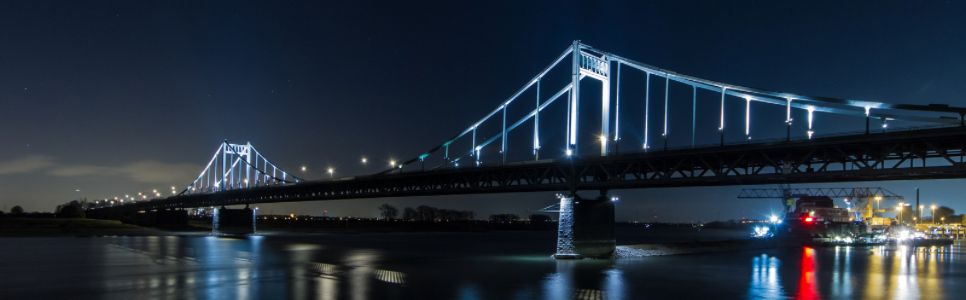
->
[[529, 214, 551, 223], [416, 205, 438, 221], [934, 206, 955, 220], [402, 207, 418, 221], [10, 205, 24, 215], [489, 214, 520, 223], [56, 200, 86, 218], [378, 203, 399, 220]]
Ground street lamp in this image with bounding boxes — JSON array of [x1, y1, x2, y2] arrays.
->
[[874, 195, 882, 212], [361, 157, 368, 165], [919, 205, 924, 222], [327, 167, 334, 179], [301, 165, 307, 173], [931, 205, 937, 224], [896, 205, 903, 224]]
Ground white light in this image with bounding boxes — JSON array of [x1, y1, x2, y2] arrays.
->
[[753, 226, 771, 238], [719, 87, 726, 131], [610, 196, 619, 202], [864, 106, 871, 117], [361, 157, 368, 164], [565, 149, 573, 157], [807, 106, 815, 139], [769, 215, 779, 224], [745, 96, 751, 137], [786, 98, 793, 124], [301, 165, 307, 172]]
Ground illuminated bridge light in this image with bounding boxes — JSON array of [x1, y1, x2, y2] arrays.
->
[[807, 106, 815, 139]]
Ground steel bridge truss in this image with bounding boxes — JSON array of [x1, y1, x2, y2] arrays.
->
[[391, 41, 962, 175], [180, 142, 302, 195]]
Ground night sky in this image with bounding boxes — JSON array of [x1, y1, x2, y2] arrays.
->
[[2, 1, 965, 222]]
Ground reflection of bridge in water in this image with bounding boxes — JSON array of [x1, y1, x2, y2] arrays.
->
[[90, 41, 966, 258]]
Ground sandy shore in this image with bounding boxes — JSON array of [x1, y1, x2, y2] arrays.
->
[[616, 239, 779, 257]]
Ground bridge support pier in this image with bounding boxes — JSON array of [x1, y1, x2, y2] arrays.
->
[[554, 191, 616, 259], [213, 206, 256, 235]]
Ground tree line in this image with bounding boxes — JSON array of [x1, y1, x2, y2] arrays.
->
[[378, 203, 551, 224]]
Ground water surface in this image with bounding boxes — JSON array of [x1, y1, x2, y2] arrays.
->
[[1, 232, 962, 299]]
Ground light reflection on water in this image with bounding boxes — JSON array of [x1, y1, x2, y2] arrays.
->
[[0, 235, 964, 299], [743, 243, 961, 300]]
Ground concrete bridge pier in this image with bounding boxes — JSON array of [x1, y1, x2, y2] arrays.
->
[[213, 206, 257, 235], [554, 191, 616, 259]]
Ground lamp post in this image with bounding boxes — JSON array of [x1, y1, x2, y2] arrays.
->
[[931, 205, 937, 224], [896, 205, 903, 225], [327, 167, 334, 179], [919, 205, 924, 223]]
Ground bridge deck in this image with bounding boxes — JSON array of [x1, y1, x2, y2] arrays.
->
[[95, 127, 966, 212]]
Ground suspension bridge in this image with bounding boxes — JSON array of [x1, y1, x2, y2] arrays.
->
[[88, 41, 966, 258]]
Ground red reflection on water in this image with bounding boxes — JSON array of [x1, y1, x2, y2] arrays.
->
[[798, 247, 820, 300]]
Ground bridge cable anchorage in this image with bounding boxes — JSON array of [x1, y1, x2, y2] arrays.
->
[[179, 141, 302, 196]]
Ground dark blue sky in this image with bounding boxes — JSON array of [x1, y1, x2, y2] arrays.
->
[[1, 1, 965, 221]]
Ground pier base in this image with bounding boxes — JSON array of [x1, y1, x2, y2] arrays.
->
[[554, 192, 616, 259], [213, 207, 256, 235]]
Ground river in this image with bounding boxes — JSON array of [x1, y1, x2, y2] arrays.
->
[[0, 231, 963, 299]]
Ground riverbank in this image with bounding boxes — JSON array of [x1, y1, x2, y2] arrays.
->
[[0, 218, 174, 237]]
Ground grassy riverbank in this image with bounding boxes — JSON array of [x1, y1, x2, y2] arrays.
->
[[0, 218, 167, 236]]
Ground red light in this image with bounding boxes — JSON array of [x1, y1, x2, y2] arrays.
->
[[803, 217, 814, 223]]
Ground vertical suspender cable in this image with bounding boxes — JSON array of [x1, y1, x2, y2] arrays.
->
[[643, 72, 650, 150]]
